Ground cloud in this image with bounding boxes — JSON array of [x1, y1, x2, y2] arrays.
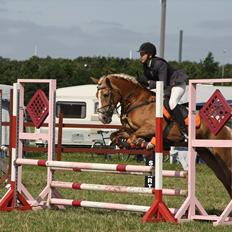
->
[[88, 20, 123, 28], [197, 19, 232, 30], [165, 33, 232, 63], [0, 17, 159, 59], [0, 18, 87, 58], [0, 6, 7, 12], [0, 16, 230, 63]]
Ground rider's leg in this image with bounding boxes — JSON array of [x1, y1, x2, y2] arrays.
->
[[169, 83, 188, 139], [170, 105, 188, 139]]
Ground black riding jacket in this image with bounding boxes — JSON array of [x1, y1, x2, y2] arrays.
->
[[143, 56, 188, 96]]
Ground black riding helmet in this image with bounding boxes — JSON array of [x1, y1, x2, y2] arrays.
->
[[138, 42, 156, 56]]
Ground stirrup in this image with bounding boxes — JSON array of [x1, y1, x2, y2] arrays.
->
[[179, 126, 188, 141], [180, 131, 188, 142]]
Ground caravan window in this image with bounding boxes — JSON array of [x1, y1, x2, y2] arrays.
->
[[56, 101, 86, 118]]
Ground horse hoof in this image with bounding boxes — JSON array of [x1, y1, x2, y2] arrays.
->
[[146, 142, 154, 150]]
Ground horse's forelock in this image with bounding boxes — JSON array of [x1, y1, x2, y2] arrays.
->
[[97, 75, 107, 89], [98, 76, 105, 85]]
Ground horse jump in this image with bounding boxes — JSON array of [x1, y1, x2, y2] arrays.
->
[[0, 78, 231, 226]]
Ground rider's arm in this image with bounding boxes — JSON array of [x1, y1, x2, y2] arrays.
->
[[157, 60, 168, 87]]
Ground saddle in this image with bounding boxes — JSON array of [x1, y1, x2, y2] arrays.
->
[[163, 103, 201, 139], [163, 104, 188, 122]]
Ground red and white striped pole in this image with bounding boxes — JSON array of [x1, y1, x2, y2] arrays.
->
[[0, 83, 19, 209], [155, 81, 164, 196], [142, 81, 177, 223], [10, 83, 18, 185], [0, 83, 31, 210]]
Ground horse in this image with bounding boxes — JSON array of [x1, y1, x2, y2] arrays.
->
[[91, 73, 232, 198]]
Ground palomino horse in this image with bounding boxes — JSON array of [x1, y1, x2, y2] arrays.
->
[[91, 73, 232, 198]]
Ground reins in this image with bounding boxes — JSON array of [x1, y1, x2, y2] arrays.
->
[[120, 85, 155, 116]]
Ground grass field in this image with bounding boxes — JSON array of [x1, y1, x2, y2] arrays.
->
[[0, 152, 231, 232]]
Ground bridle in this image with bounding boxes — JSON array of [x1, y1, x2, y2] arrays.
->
[[96, 85, 121, 117]]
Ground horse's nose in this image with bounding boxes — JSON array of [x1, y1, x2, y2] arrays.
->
[[102, 115, 109, 122], [102, 115, 112, 124]]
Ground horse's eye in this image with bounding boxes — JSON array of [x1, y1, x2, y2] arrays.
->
[[103, 93, 109, 97]]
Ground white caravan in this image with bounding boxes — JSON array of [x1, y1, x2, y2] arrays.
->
[[35, 83, 231, 147], [36, 84, 120, 147]]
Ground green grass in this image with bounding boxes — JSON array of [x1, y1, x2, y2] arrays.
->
[[0, 152, 231, 232]]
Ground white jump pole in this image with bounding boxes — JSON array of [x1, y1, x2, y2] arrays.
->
[[51, 181, 187, 196], [51, 166, 187, 178]]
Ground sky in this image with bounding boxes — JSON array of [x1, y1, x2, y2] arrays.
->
[[0, 0, 231, 63]]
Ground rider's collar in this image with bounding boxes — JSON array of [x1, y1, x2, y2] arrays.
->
[[147, 59, 152, 68]]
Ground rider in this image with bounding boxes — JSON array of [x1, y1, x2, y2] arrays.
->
[[138, 42, 188, 140]]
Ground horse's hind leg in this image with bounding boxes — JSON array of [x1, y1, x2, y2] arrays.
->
[[196, 147, 232, 198]]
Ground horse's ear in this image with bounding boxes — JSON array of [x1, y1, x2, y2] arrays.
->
[[105, 78, 113, 89], [90, 77, 99, 84]]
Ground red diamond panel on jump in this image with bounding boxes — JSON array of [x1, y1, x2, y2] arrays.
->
[[26, 89, 49, 129], [199, 89, 232, 135]]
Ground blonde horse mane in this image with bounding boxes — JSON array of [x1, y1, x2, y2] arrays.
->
[[100, 73, 144, 87]]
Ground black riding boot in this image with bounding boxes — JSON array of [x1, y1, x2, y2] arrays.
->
[[170, 105, 188, 140]]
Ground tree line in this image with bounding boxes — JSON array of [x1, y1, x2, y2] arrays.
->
[[0, 52, 231, 101]]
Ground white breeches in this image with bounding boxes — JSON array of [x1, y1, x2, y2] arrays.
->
[[169, 83, 186, 110]]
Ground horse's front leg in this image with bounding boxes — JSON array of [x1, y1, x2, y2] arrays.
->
[[110, 128, 132, 143], [110, 128, 134, 149]]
